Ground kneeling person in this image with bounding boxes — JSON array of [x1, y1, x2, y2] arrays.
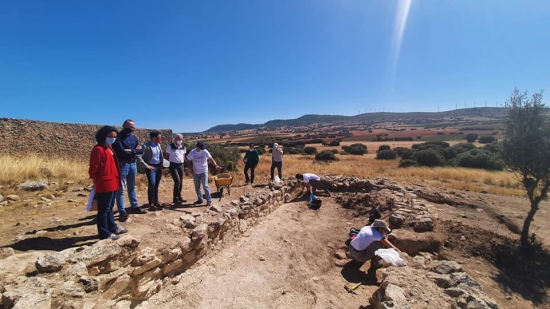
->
[[348, 219, 399, 274], [295, 173, 330, 196]]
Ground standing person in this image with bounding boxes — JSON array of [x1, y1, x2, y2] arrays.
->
[[270, 143, 283, 181], [89, 126, 128, 240], [136, 131, 164, 211], [165, 134, 187, 204], [243, 143, 259, 185], [112, 119, 147, 222], [186, 142, 221, 207]]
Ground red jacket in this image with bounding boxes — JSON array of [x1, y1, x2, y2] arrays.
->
[[89, 144, 120, 193]]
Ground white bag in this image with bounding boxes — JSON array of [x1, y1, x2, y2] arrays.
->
[[274, 175, 281, 184], [86, 188, 97, 212], [375, 248, 404, 267]]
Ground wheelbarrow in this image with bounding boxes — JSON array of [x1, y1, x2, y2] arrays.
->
[[213, 173, 233, 201]]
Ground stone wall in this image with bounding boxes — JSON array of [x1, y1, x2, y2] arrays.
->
[[0, 118, 173, 160]]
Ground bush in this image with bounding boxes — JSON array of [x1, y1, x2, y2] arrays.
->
[[315, 150, 339, 162], [203, 143, 240, 174], [331, 149, 339, 154], [256, 146, 266, 155], [481, 141, 503, 154], [443, 143, 477, 160], [304, 147, 318, 155], [465, 133, 479, 143], [393, 147, 407, 157], [452, 149, 505, 170], [378, 145, 391, 151], [413, 149, 446, 167], [344, 143, 368, 155], [285, 146, 305, 155], [376, 149, 397, 160], [399, 148, 415, 160], [225, 161, 235, 171], [478, 135, 497, 144], [329, 140, 340, 146], [398, 159, 418, 168]]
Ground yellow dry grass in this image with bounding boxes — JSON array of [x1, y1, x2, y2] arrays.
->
[[0, 153, 525, 198], [0, 154, 89, 186]]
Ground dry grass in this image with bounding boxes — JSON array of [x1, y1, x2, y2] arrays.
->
[[239, 153, 525, 197], [0, 155, 89, 187], [0, 153, 525, 198]]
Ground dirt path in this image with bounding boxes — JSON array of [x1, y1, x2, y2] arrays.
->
[[138, 199, 376, 309]]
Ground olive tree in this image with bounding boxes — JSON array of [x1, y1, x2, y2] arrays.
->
[[502, 88, 550, 250]]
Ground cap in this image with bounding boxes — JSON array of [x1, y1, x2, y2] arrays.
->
[[371, 219, 391, 233], [196, 142, 205, 150], [249, 143, 254, 147], [273, 143, 278, 147]]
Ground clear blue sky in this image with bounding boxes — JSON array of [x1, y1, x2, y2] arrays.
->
[[1, 1, 549, 132]]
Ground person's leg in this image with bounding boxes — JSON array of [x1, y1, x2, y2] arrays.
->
[[169, 163, 180, 202], [270, 162, 275, 180], [244, 165, 250, 183], [310, 179, 319, 193], [127, 163, 139, 208], [176, 164, 185, 201], [201, 173, 212, 204], [250, 165, 255, 183], [276, 162, 282, 179], [347, 244, 368, 263], [193, 173, 203, 202], [116, 163, 129, 215], [105, 191, 119, 233], [154, 165, 162, 204], [146, 169, 155, 205], [96, 191, 113, 239]]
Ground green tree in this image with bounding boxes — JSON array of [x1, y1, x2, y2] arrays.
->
[[502, 88, 550, 250], [465, 133, 478, 143]]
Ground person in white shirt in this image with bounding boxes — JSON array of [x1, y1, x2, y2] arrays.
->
[[271, 143, 283, 181], [348, 219, 399, 275], [295, 173, 331, 196], [185, 142, 220, 207], [165, 134, 187, 204]]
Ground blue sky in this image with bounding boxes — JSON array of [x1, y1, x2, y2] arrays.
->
[[1, 1, 549, 133]]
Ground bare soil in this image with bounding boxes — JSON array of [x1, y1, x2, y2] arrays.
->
[[1, 176, 549, 308]]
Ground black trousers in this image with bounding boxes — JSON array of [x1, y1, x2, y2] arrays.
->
[[169, 162, 184, 201], [244, 163, 256, 183], [270, 161, 282, 180]]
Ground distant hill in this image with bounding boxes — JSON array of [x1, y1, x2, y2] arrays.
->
[[203, 107, 508, 133]]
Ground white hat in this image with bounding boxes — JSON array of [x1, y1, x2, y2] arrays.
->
[[273, 143, 278, 147]]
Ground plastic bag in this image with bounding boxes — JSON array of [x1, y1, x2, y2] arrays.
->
[[86, 188, 98, 212], [274, 175, 281, 184], [375, 248, 403, 267]]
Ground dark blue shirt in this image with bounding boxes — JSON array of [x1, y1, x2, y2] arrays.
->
[[113, 131, 143, 162]]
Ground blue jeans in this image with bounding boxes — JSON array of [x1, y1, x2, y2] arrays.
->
[[146, 165, 162, 204], [193, 173, 211, 202], [116, 162, 139, 215], [96, 191, 119, 239]]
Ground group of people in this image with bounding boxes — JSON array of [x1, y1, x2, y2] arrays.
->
[[88, 119, 221, 240], [89, 120, 400, 276]]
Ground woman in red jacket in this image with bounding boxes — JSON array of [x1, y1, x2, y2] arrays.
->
[[89, 126, 129, 240]]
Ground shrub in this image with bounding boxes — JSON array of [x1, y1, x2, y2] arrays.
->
[[478, 135, 497, 144], [225, 161, 236, 171], [203, 143, 240, 174], [331, 149, 339, 154], [398, 159, 418, 168], [285, 146, 305, 155], [481, 141, 503, 155], [465, 133, 479, 143], [452, 149, 505, 170], [399, 148, 415, 160], [413, 149, 446, 167], [304, 147, 318, 155], [344, 143, 368, 155], [256, 146, 266, 155], [315, 150, 339, 162], [443, 142, 477, 160], [329, 140, 340, 146], [376, 149, 397, 160], [378, 145, 391, 151], [393, 147, 407, 157]]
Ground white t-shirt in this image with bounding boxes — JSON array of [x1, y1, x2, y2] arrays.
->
[[350, 226, 384, 251], [186, 149, 212, 174], [166, 143, 186, 163], [302, 173, 320, 183]]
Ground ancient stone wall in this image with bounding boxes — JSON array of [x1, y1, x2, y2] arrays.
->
[[0, 118, 173, 160]]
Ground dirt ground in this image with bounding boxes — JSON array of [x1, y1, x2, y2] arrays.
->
[[1, 176, 549, 308]]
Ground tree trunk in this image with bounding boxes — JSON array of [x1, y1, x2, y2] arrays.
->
[[520, 204, 539, 249]]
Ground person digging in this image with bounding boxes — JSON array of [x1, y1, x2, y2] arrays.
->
[[347, 219, 400, 277]]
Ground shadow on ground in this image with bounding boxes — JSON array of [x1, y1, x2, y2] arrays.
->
[[6, 235, 97, 251]]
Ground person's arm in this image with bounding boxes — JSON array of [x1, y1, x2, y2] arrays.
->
[[381, 238, 400, 251], [243, 151, 249, 163], [89, 147, 102, 185], [254, 150, 259, 166], [136, 143, 154, 171]]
